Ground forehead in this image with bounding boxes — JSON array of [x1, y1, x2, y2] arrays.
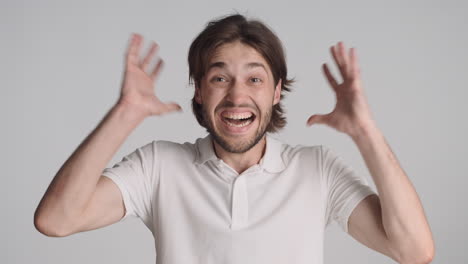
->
[[208, 41, 271, 72]]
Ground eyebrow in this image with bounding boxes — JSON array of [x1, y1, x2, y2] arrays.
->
[[207, 61, 267, 72]]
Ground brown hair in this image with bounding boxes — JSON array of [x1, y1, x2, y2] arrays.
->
[[188, 13, 294, 133]]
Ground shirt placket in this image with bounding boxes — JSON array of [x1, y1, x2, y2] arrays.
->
[[230, 175, 248, 229], [217, 160, 262, 230]]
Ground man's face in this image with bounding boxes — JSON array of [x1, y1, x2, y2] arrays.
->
[[195, 41, 281, 153]]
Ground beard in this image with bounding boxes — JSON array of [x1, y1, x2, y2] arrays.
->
[[201, 103, 272, 154]]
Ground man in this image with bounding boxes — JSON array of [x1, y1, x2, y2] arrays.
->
[[34, 14, 434, 264]]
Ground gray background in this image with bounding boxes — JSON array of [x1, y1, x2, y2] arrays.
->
[[3, 0, 466, 263]]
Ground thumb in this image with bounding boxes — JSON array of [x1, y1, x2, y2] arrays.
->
[[161, 102, 183, 114], [306, 113, 330, 127]]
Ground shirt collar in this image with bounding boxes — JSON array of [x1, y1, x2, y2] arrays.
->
[[194, 133, 286, 173]]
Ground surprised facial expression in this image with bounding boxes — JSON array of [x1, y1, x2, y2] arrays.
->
[[195, 41, 282, 153]]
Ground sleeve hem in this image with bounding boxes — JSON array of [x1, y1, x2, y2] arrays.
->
[[338, 188, 376, 233], [102, 172, 133, 222]]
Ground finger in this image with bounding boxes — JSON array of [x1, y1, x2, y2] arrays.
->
[[337, 42, 349, 68], [150, 59, 164, 81], [126, 33, 143, 66], [162, 102, 183, 113], [141, 42, 159, 72], [322, 63, 338, 90], [349, 47, 361, 80], [338, 42, 352, 78], [330, 44, 347, 81], [306, 113, 330, 126]]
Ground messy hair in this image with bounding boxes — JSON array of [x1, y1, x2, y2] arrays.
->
[[188, 13, 294, 133]]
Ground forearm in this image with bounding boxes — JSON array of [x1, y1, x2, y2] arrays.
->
[[34, 102, 146, 234], [351, 124, 434, 263]]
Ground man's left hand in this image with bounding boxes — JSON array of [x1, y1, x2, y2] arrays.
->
[[306, 41, 376, 138]]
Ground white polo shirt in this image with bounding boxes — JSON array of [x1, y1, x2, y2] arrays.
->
[[102, 133, 376, 264]]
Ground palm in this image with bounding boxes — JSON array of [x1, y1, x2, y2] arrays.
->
[[118, 33, 181, 116], [307, 42, 374, 137]]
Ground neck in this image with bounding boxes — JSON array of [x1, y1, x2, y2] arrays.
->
[[212, 135, 267, 174]]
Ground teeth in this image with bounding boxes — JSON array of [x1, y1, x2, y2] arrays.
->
[[222, 113, 253, 120], [225, 118, 253, 127]]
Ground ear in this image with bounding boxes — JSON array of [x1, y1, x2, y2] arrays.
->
[[194, 85, 202, 104], [273, 79, 282, 105]]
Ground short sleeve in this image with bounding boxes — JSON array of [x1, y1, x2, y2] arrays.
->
[[102, 141, 158, 227], [321, 145, 376, 233]]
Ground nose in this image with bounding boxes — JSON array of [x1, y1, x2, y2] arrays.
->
[[225, 79, 250, 106]]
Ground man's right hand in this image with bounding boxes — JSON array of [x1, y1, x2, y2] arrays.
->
[[117, 33, 182, 117], [34, 33, 183, 237]]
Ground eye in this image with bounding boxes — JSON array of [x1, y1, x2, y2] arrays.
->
[[212, 76, 227, 82], [250, 77, 262, 83]]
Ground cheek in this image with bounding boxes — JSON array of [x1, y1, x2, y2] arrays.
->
[[258, 94, 275, 110], [205, 89, 227, 106], [201, 94, 223, 117]]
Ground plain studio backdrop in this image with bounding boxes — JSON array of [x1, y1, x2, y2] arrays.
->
[[2, 0, 466, 263]]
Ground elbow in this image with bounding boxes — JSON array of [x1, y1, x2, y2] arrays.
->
[[412, 251, 434, 264], [402, 253, 434, 264], [421, 244, 435, 264], [419, 239, 436, 264], [34, 210, 71, 237], [398, 242, 435, 264]]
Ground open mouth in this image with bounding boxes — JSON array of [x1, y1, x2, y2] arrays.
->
[[220, 111, 256, 128]]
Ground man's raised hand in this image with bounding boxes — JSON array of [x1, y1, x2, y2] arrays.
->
[[117, 33, 182, 117], [306, 42, 376, 138]]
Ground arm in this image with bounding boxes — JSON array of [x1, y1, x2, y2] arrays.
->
[[34, 33, 181, 237], [34, 103, 144, 237], [349, 124, 434, 264], [307, 42, 434, 263]]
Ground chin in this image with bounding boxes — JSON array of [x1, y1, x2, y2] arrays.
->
[[201, 105, 272, 154], [210, 120, 266, 154]]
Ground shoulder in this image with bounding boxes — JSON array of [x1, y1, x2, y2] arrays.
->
[[274, 139, 327, 180], [154, 138, 198, 154], [286, 144, 339, 163], [279, 140, 324, 164], [152, 138, 199, 162]]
